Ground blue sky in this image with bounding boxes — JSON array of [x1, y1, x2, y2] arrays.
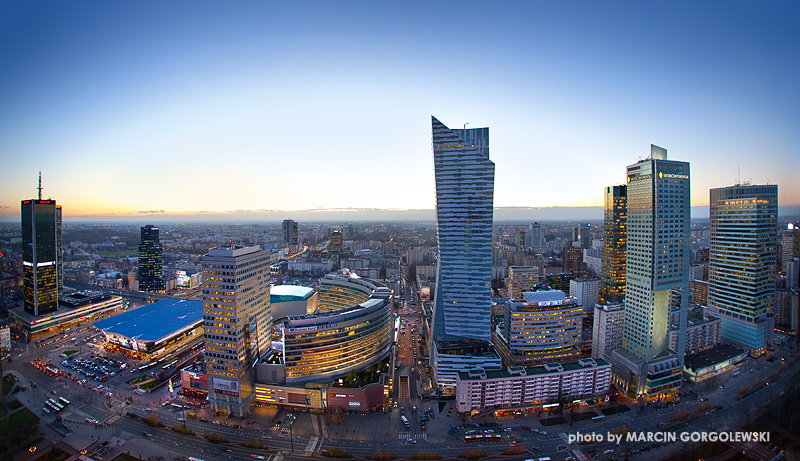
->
[[0, 1, 797, 221]]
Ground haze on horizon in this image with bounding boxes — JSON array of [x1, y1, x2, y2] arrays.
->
[[1, 1, 798, 222]]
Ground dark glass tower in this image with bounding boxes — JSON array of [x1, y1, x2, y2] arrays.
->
[[283, 219, 298, 245], [22, 198, 61, 316], [138, 225, 165, 292], [599, 185, 626, 304]]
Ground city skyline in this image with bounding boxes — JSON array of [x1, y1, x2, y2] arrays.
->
[[0, 2, 798, 222]]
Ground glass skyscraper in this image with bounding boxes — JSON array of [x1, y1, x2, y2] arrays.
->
[[430, 116, 501, 393], [708, 184, 777, 355], [138, 225, 165, 293], [610, 145, 689, 396], [283, 219, 298, 245], [599, 185, 627, 304], [22, 198, 61, 317]]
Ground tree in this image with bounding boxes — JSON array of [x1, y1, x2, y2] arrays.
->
[[143, 415, 162, 427], [670, 410, 690, 422], [738, 385, 750, 397]]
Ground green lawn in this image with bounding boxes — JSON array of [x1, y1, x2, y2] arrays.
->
[[2, 375, 15, 395], [7, 399, 23, 411], [601, 405, 631, 416], [139, 379, 164, 390], [0, 407, 40, 437], [540, 417, 568, 426], [571, 412, 600, 421]]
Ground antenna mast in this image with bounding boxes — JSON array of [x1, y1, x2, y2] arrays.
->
[[38, 170, 42, 200]]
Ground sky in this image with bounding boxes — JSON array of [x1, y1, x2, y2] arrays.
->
[[0, 1, 798, 222]]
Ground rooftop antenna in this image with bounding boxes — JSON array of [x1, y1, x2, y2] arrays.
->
[[37, 170, 43, 200], [737, 165, 740, 186]]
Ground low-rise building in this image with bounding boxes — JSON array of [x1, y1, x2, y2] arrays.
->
[[455, 359, 611, 414]]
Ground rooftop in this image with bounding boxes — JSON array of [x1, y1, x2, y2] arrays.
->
[[271, 285, 315, 301], [93, 298, 203, 344], [522, 290, 566, 304], [457, 358, 610, 381], [683, 344, 747, 371]]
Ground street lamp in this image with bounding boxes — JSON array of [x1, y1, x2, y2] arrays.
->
[[286, 413, 295, 453]]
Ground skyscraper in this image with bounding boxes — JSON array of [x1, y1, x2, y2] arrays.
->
[[708, 184, 777, 355], [529, 222, 545, 249], [202, 245, 271, 417], [610, 145, 689, 396], [283, 219, 298, 246], [430, 116, 500, 393], [21, 176, 62, 317], [138, 225, 165, 293], [599, 185, 626, 304]]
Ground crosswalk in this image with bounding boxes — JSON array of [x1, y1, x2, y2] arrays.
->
[[559, 432, 588, 461]]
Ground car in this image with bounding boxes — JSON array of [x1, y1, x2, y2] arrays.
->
[[406, 439, 418, 444], [522, 426, 531, 431], [143, 432, 152, 437], [146, 408, 152, 412], [223, 448, 233, 452], [249, 456, 266, 460], [719, 385, 725, 389]]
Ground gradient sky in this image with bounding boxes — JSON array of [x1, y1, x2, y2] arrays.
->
[[1, 1, 798, 222]]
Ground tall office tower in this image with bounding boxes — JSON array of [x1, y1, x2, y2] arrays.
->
[[572, 224, 592, 248], [21, 176, 62, 316], [780, 225, 799, 274], [599, 185, 627, 304], [563, 242, 585, 275], [516, 229, 526, 251], [430, 116, 500, 393], [708, 184, 777, 355], [55, 205, 62, 289], [330, 229, 343, 253], [611, 145, 689, 396], [529, 222, 545, 249], [508, 266, 540, 299], [138, 225, 165, 293], [202, 245, 271, 417], [283, 219, 298, 245]]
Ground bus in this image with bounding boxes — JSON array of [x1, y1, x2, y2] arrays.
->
[[464, 434, 502, 442], [59, 397, 71, 406], [44, 365, 60, 376], [162, 359, 178, 371], [400, 415, 410, 428], [138, 362, 158, 372]]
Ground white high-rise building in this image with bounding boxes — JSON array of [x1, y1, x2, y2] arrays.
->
[[592, 302, 625, 359], [708, 184, 777, 356], [430, 116, 500, 393], [610, 145, 689, 396], [570, 278, 600, 316], [202, 245, 271, 417]]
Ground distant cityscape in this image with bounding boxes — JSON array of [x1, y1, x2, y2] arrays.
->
[[0, 118, 798, 461]]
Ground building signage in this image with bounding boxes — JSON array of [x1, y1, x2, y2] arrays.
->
[[348, 401, 361, 408], [213, 377, 239, 396], [334, 394, 348, 398], [627, 174, 651, 183]]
